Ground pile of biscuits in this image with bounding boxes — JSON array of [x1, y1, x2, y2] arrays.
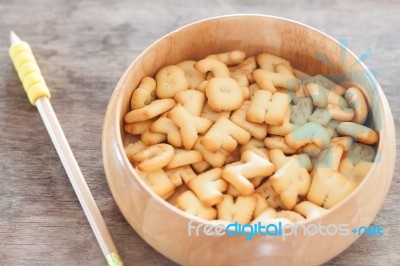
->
[[123, 51, 378, 225]]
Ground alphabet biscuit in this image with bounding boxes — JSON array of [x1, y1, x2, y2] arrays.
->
[[222, 150, 275, 196], [230, 100, 268, 140], [201, 117, 251, 153], [156, 65, 189, 98], [176, 60, 206, 90], [188, 168, 228, 207], [167, 103, 213, 150], [176, 191, 217, 220], [205, 77, 243, 112], [124, 99, 175, 123], [131, 143, 174, 172], [217, 195, 257, 224], [130, 77, 156, 110]]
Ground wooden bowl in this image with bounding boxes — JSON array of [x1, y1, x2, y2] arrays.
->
[[102, 15, 396, 265]]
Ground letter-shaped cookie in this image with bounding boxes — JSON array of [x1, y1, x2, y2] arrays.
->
[[347, 142, 376, 163], [124, 99, 175, 123], [201, 117, 251, 153], [141, 128, 167, 145], [276, 210, 305, 222], [200, 102, 231, 122], [137, 169, 175, 199], [231, 100, 268, 140], [264, 136, 297, 155], [124, 119, 154, 135], [130, 77, 156, 110], [150, 116, 182, 147], [176, 191, 217, 220], [155, 65, 189, 98], [294, 201, 328, 219], [306, 83, 347, 108], [256, 53, 291, 72], [345, 87, 368, 124], [270, 154, 312, 210], [240, 138, 269, 159], [174, 89, 206, 116], [222, 150, 275, 196], [290, 97, 313, 125], [268, 109, 299, 136], [176, 60, 206, 90], [194, 58, 230, 77], [206, 50, 246, 66], [165, 149, 203, 169], [167, 103, 213, 150], [217, 195, 257, 224], [131, 143, 174, 172], [336, 122, 379, 145], [166, 165, 197, 184], [338, 156, 373, 183], [124, 141, 148, 163], [188, 168, 228, 207], [255, 179, 284, 209], [194, 137, 227, 168], [229, 56, 257, 83], [307, 168, 358, 208], [205, 77, 243, 112], [285, 122, 331, 150]]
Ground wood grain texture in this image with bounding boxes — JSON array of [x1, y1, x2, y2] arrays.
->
[[0, 0, 398, 265]]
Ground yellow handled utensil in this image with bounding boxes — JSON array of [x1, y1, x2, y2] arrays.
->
[[9, 31, 123, 266]]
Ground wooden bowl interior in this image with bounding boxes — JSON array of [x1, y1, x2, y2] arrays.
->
[[103, 15, 395, 265]]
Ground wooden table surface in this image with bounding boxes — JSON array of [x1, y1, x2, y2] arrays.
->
[[0, 0, 399, 265]]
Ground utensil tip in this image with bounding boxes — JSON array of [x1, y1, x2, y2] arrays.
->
[[10, 30, 21, 45]]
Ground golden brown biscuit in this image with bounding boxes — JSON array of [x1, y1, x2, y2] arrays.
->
[[285, 122, 331, 150], [201, 117, 251, 153], [191, 160, 211, 174], [294, 201, 328, 219], [176, 191, 217, 220], [217, 195, 257, 224], [270, 154, 312, 210], [255, 179, 284, 209], [167, 103, 213, 150], [141, 128, 167, 145], [124, 119, 154, 135], [137, 168, 175, 200], [150, 116, 182, 147], [268, 109, 299, 136], [336, 122, 379, 145], [207, 50, 246, 66], [230, 101, 268, 140], [188, 168, 228, 207], [307, 168, 357, 208], [174, 89, 206, 116], [124, 99, 175, 123], [155, 65, 189, 98], [264, 136, 297, 155], [131, 143, 175, 172], [176, 60, 206, 90], [166, 165, 197, 184], [124, 141, 148, 163], [130, 77, 157, 110], [165, 149, 203, 169], [200, 102, 231, 122], [193, 137, 227, 168], [305, 83, 347, 108], [222, 150, 275, 196], [205, 77, 243, 112], [345, 87, 368, 124], [194, 58, 230, 77]]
